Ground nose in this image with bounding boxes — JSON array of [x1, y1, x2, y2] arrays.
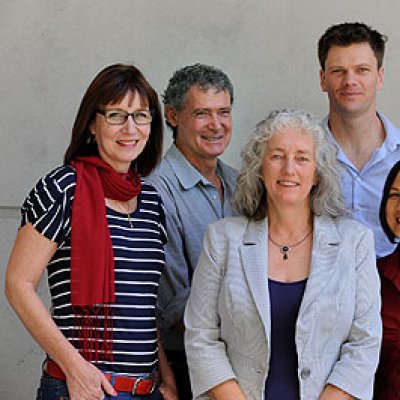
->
[[283, 158, 296, 174], [125, 115, 139, 132], [342, 70, 357, 86], [208, 113, 222, 131]]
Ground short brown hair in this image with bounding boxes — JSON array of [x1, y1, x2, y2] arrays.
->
[[318, 22, 387, 70], [64, 64, 163, 176]]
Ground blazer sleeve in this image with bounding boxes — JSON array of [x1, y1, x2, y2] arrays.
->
[[184, 223, 236, 398], [326, 227, 382, 399]]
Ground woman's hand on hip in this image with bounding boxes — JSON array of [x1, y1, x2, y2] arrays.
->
[[65, 358, 117, 400], [158, 379, 178, 400]]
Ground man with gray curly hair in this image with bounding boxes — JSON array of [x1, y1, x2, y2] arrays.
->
[[148, 63, 237, 399]]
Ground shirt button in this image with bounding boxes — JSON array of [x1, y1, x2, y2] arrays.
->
[[213, 194, 217, 199], [300, 367, 311, 379]]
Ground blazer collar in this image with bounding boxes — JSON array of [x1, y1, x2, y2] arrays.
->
[[299, 216, 341, 314], [240, 218, 270, 339], [239, 216, 342, 340]]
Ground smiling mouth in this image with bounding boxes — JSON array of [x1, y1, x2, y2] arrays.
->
[[278, 180, 299, 187], [116, 139, 139, 146], [341, 91, 362, 97], [201, 134, 224, 142]]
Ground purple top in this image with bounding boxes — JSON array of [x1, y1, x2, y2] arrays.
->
[[265, 278, 307, 400]]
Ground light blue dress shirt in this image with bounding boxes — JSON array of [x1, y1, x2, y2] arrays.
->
[[322, 112, 400, 257], [147, 144, 238, 350]]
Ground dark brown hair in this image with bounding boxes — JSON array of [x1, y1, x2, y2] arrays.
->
[[64, 64, 163, 176], [318, 22, 387, 70], [380, 160, 400, 243]]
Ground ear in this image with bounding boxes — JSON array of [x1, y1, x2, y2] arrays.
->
[[164, 105, 178, 127], [313, 171, 319, 186], [89, 120, 96, 136], [319, 69, 327, 92], [377, 66, 384, 90]]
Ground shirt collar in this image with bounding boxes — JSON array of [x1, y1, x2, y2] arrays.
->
[[378, 112, 400, 151], [322, 112, 400, 153], [167, 144, 220, 190]]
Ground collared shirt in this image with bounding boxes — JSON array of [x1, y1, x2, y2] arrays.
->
[[147, 144, 238, 350], [322, 112, 400, 258]]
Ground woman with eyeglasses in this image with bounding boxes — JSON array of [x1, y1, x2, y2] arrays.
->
[[373, 160, 400, 399], [5, 64, 177, 400], [184, 110, 381, 400]]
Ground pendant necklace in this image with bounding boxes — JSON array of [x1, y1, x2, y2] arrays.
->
[[268, 228, 313, 260], [116, 201, 133, 228]]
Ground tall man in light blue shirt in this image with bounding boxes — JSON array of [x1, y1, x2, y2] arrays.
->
[[148, 64, 237, 399], [318, 22, 400, 258]]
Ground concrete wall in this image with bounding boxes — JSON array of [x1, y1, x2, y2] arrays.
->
[[1, 0, 399, 397]]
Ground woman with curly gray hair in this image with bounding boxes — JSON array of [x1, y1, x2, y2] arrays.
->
[[184, 109, 382, 400]]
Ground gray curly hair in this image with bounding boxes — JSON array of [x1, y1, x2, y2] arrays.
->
[[232, 109, 347, 220], [163, 63, 234, 140]]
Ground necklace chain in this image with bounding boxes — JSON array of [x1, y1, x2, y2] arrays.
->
[[116, 201, 133, 228], [268, 228, 313, 260]]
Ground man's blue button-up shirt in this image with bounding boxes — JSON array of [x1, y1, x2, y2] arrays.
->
[[323, 112, 400, 258], [147, 144, 238, 350]]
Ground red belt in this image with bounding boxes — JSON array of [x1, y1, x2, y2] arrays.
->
[[45, 359, 157, 395]]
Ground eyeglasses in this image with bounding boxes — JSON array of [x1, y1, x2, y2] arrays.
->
[[96, 109, 153, 125]]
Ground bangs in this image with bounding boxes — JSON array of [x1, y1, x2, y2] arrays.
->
[[100, 83, 150, 108]]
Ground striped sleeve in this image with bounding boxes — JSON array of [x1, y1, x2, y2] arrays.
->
[[21, 165, 76, 246], [158, 196, 167, 245], [142, 180, 167, 245]]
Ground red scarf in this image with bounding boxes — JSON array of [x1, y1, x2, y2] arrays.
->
[[70, 156, 141, 361]]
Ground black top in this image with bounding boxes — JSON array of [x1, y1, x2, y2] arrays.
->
[[265, 278, 307, 400]]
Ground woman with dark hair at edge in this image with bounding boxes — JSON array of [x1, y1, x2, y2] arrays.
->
[[5, 64, 177, 400], [374, 159, 400, 399]]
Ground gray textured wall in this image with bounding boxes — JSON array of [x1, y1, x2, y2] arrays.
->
[[1, 0, 399, 397]]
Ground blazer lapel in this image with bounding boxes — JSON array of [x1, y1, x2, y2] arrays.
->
[[239, 219, 270, 340], [299, 216, 341, 315]]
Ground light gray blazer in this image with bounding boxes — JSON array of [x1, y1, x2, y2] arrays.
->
[[184, 215, 382, 400]]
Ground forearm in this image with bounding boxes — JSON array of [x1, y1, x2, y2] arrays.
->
[[157, 332, 178, 400], [319, 384, 353, 400], [208, 379, 246, 400], [157, 334, 175, 385], [5, 225, 117, 399], [5, 226, 80, 371], [5, 278, 83, 373]]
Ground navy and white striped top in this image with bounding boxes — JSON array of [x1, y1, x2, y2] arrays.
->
[[21, 165, 167, 375]]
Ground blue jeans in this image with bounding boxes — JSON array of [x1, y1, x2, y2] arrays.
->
[[36, 372, 164, 400]]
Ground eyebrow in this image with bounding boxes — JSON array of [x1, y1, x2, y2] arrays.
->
[[193, 105, 231, 110], [104, 106, 150, 111], [327, 62, 373, 70], [267, 147, 313, 154]]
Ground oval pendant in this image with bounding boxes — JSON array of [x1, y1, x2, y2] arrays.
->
[[281, 245, 290, 260]]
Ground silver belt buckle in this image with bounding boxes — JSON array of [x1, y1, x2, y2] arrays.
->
[[131, 377, 156, 395]]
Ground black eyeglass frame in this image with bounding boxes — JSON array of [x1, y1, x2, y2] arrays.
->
[[96, 108, 153, 126]]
